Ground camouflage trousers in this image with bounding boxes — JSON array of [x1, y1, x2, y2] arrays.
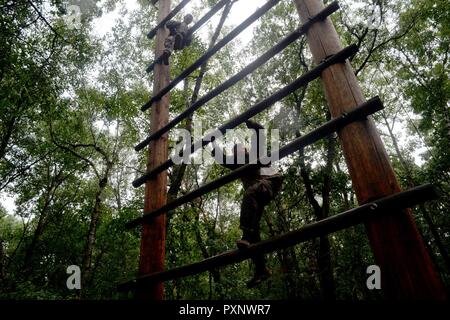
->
[[240, 174, 283, 272]]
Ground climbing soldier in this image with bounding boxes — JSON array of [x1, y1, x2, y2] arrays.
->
[[161, 14, 194, 65], [211, 120, 283, 288]]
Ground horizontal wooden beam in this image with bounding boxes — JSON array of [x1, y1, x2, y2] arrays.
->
[[142, 0, 283, 111], [136, 1, 340, 151], [133, 44, 358, 187], [126, 95, 381, 229], [118, 184, 438, 291]]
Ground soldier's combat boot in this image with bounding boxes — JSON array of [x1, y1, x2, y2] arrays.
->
[[246, 267, 272, 288], [236, 229, 254, 249]]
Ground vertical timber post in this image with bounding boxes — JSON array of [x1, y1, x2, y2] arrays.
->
[[137, 0, 171, 300], [292, 0, 446, 299]]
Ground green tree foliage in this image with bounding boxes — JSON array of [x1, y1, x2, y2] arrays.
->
[[0, 0, 448, 299]]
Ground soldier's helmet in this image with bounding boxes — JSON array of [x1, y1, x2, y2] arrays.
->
[[184, 14, 194, 25]]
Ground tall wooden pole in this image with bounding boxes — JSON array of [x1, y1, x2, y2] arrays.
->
[[292, 0, 445, 299], [137, 0, 171, 300]]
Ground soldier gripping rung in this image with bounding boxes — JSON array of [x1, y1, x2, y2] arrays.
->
[[136, 1, 340, 151]]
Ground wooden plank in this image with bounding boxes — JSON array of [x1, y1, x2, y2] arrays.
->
[[118, 184, 438, 291], [292, 0, 445, 299], [137, 0, 171, 300]]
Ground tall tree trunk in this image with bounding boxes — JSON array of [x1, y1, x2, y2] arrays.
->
[[81, 162, 112, 297], [23, 202, 49, 272], [50, 129, 116, 298], [23, 168, 65, 275]]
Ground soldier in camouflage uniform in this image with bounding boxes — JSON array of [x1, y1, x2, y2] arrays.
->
[[211, 120, 283, 288], [161, 14, 194, 65]]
